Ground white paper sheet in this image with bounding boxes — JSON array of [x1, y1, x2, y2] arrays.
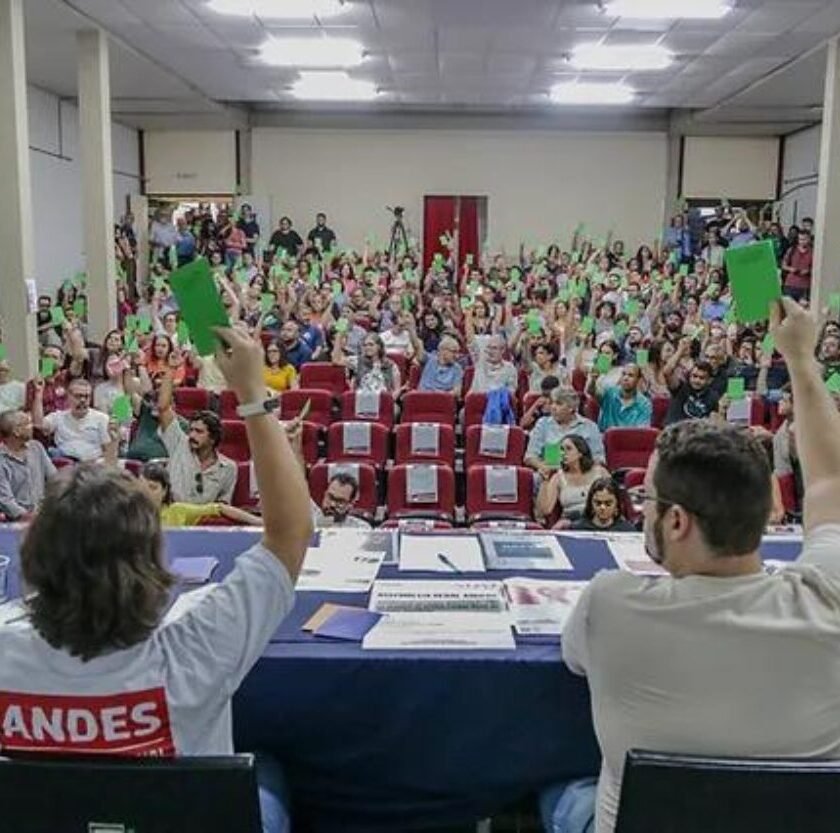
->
[[0, 598, 28, 627], [504, 578, 588, 635], [369, 579, 507, 613], [362, 611, 515, 651], [481, 533, 573, 571], [398, 534, 486, 573], [607, 535, 668, 576], [297, 529, 387, 592]]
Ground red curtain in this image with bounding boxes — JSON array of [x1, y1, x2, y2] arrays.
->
[[423, 196, 457, 271], [458, 196, 480, 269]]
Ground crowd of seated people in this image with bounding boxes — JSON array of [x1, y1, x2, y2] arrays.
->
[[0, 201, 835, 530]]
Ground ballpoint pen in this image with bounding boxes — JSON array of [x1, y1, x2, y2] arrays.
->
[[437, 552, 462, 573]]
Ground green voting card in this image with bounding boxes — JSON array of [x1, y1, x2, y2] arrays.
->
[[168, 258, 230, 357], [39, 357, 56, 378], [544, 442, 564, 467], [526, 311, 542, 335], [761, 333, 775, 355], [50, 306, 66, 326], [335, 318, 349, 334], [0, 344, 6, 361], [827, 373, 840, 394], [829, 293, 840, 314], [635, 349, 649, 367], [679, 264, 690, 277], [73, 298, 86, 318], [595, 353, 612, 374], [727, 377, 746, 401], [580, 316, 594, 335], [177, 320, 190, 344], [126, 336, 140, 354], [137, 314, 153, 335], [111, 394, 133, 423], [260, 293, 275, 313], [614, 320, 629, 340], [624, 298, 640, 318], [724, 241, 781, 323]]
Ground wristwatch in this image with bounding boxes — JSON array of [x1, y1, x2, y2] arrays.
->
[[236, 397, 280, 419]]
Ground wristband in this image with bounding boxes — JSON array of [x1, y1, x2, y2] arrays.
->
[[236, 397, 280, 419]]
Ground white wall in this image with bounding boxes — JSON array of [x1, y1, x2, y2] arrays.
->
[[27, 85, 141, 297], [251, 128, 668, 252], [682, 136, 780, 201], [143, 130, 236, 195], [780, 125, 820, 227]]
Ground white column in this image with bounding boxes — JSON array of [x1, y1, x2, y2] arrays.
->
[[130, 193, 149, 295], [813, 37, 840, 315], [663, 127, 682, 230], [77, 29, 116, 339], [0, 0, 38, 378]]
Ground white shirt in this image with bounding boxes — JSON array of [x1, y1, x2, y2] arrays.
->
[[563, 525, 840, 833], [380, 328, 414, 359], [0, 544, 293, 756], [0, 380, 25, 412], [43, 408, 110, 462]]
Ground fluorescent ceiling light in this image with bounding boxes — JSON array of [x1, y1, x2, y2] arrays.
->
[[258, 36, 364, 67], [291, 71, 378, 101], [571, 43, 671, 71], [604, 0, 732, 19], [206, 0, 346, 18], [549, 82, 635, 105]]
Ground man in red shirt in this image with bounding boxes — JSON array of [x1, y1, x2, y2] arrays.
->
[[781, 230, 813, 302]]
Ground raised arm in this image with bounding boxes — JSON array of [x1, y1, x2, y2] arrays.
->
[[214, 327, 313, 578], [770, 298, 840, 532]]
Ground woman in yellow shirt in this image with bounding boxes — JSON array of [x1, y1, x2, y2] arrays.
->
[[140, 462, 261, 528], [263, 339, 298, 392]]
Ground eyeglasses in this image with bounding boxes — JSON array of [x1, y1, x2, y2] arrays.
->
[[195, 472, 204, 495], [324, 493, 352, 509], [627, 486, 703, 517]]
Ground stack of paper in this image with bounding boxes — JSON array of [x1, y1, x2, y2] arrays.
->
[[481, 532, 572, 571], [504, 578, 587, 635], [171, 557, 219, 585], [296, 529, 387, 592], [606, 535, 668, 576], [398, 534, 485, 573], [362, 612, 515, 651], [369, 580, 507, 613]]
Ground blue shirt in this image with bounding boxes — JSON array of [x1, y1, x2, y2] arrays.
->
[[526, 415, 605, 464], [285, 340, 313, 370], [597, 386, 652, 431], [300, 324, 324, 354], [419, 354, 464, 393], [729, 231, 756, 249], [701, 299, 729, 321]]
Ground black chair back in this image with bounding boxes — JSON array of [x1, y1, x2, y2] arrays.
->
[[616, 749, 840, 833], [0, 753, 261, 833]]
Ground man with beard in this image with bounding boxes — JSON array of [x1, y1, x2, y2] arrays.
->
[[311, 472, 371, 529], [541, 297, 840, 833], [664, 360, 720, 425], [158, 382, 236, 504]]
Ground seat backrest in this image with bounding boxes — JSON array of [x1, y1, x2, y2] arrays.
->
[[386, 464, 455, 521], [463, 391, 488, 429], [327, 421, 389, 468], [464, 424, 527, 468], [571, 368, 587, 393], [651, 396, 669, 429], [232, 461, 258, 508], [393, 423, 456, 468], [0, 754, 261, 833], [173, 386, 210, 418], [299, 362, 349, 397], [308, 461, 378, 517], [219, 419, 250, 462], [615, 749, 840, 833], [386, 351, 408, 380], [339, 390, 395, 428], [218, 389, 239, 420], [279, 389, 333, 427], [604, 428, 659, 471], [778, 471, 798, 514], [464, 464, 533, 523], [581, 394, 600, 422], [401, 391, 457, 425]]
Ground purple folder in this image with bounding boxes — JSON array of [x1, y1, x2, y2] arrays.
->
[[172, 556, 219, 584], [314, 608, 383, 642]]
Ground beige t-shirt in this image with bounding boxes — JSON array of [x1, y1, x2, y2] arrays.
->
[[563, 524, 840, 833]]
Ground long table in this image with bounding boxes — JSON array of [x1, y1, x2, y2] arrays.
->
[[0, 526, 803, 832]]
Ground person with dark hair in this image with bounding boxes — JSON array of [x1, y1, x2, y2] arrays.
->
[[0, 327, 312, 833], [268, 216, 304, 259], [664, 360, 721, 425], [520, 374, 562, 430], [594, 364, 652, 430], [156, 376, 236, 504], [542, 298, 840, 833], [140, 462, 261, 527], [571, 477, 635, 532], [312, 472, 371, 529], [535, 435, 610, 525], [0, 409, 56, 520], [307, 212, 336, 253], [278, 320, 313, 371], [263, 340, 297, 393]]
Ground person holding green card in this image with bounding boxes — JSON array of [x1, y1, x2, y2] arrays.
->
[[596, 365, 653, 431]]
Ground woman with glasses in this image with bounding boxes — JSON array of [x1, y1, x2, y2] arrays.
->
[[262, 339, 297, 393], [571, 477, 635, 532], [535, 435, 611, 528], [350, 333, 401, 396]]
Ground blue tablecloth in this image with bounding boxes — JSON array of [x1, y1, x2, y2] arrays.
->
[[0, 526, 803, 832]]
